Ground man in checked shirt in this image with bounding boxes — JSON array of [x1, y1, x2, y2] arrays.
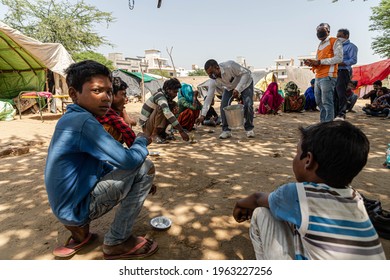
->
[[96, 77, 138, 147]]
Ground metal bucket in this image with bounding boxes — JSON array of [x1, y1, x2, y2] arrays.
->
[[223, 103, 244, 130]]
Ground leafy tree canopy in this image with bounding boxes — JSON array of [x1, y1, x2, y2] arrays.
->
[[149, 69, 171, 78], [0, 0, 115, 54], [188, 69, 207, 76], [369, 0, 390, 58], [73, 51, 115, 70]]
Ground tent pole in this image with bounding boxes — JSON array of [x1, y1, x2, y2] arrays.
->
[[141, 70, 145, 103]]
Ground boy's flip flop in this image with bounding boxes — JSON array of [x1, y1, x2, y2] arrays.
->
[[103, 237, 158, 260], [53, 232, 95, 258]]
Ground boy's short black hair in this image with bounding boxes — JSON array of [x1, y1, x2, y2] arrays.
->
[[112, 77, 128, 95], [204, 59, 218, 71], [299, 121, 369, 188], [337, 28, 350, 37], [379, 87, 389, 95], [373, 80, 382, 87], [65, 60, 112, 93], [168, 100, 178, 110], [162, 78, 181, 92]]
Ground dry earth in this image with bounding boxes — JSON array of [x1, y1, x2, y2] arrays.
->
[[0, 99, 389, 260]]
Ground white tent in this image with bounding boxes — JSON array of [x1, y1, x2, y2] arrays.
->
[[285, 66, 315, 92], [0, 21, 74, 99]]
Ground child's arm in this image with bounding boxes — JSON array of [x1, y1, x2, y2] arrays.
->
[[81, 119, 149, 171], [120, 109, 137, 128], [233, 192, 269, 223]]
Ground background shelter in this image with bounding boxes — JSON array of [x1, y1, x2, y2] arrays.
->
[[351, 59, 390, 98], [285, 66, 315, 92], [112, 69, 164, 101], [0, 21, 74, 101], [352, 59, 390, 88]]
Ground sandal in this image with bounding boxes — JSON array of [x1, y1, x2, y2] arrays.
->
[[53, 233, 95, 258], [154, 136, 169, 144], [103, 237, 158, 260]]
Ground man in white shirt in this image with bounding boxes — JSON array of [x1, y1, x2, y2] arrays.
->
[[196, 59, 254, 139]]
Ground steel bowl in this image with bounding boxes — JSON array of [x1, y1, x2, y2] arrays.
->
[[150, 216, 172, 230]]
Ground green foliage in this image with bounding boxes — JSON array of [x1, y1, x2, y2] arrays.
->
[[73, 51, 115, 70], [0, 0, 115, 54], [330, 0, 368, 2], [188, 69, 207, 76], [149, 69, 171, 78], [369, 0, 390, 58]]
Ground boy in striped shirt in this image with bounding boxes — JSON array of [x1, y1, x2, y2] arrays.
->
[[233, 121, 385, 259], [139, 78, 189, 143]]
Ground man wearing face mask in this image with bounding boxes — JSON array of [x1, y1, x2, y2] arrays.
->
[[304, 23, 343, 123], [334, 28, 358, 120], [196, 59, 254, 139]]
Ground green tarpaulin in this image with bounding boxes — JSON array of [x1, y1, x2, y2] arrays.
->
[[0, 21, 74, 100]]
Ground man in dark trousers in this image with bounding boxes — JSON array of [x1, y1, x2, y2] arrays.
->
[[334, 28, 358, 120]]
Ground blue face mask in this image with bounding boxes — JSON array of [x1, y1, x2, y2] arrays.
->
[[209, 73, 217, 80]]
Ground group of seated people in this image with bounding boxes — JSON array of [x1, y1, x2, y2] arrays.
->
[[98, 76, 388, 147], [362, 80, 390, 118], [256, 81, 306, 115], [256, 77, 364, 117], [47, 60, 387, 260], [97, 77, 221, 145]]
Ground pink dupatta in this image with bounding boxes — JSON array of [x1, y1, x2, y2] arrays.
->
[[258, 82, 284, 114]]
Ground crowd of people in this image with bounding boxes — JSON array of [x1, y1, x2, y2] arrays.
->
[[43, 22, 389, 261]]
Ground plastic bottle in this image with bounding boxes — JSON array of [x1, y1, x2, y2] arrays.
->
[[384, 144, 390, 169]]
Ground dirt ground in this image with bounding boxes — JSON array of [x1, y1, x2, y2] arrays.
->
[[0, 99, 389, 260]]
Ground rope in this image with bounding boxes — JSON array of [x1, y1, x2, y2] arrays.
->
[[128, 0, 134, 10]]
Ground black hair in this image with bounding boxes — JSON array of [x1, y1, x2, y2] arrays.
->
[[299, 121, 369, 188], [162, 78, 181, 92], [112, 77, 128, 95], [379, 87, 389, 95], [168, 100, 178, 110], [317, 23, 330, 32], [373, 80, 382, 87], [337, 28, 350, 37], [65, 60, 112, 93], [204, 59, 219, 71]]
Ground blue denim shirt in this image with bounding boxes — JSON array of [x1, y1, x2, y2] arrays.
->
[[44, 104, 148, 226]]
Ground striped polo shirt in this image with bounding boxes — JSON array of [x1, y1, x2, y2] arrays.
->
[[295, 182, 385, 259], [139, 90, 179, 127]]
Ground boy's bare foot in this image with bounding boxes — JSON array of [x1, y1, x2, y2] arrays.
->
[[65, 224, 90, 243]]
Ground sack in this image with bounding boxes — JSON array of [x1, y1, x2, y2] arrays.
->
[[0, 101, 16, 121]]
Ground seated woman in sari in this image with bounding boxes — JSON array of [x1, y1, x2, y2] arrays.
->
[[283, 81, 306, 112], [177, 83, 202, 131], [257, 82, 284, 114], [304, 79, 317, 111]]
